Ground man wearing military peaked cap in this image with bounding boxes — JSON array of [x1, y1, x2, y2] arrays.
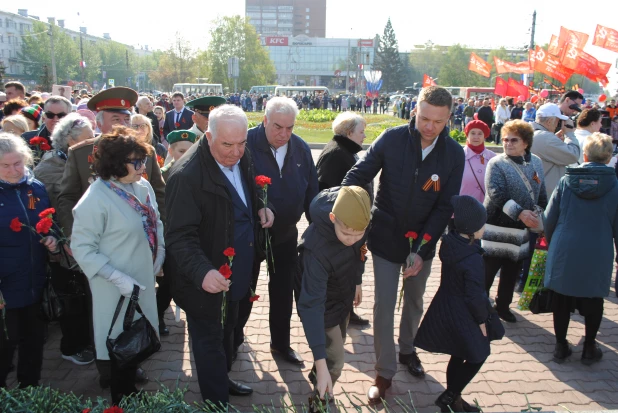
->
[[186, 96, 227, 140], [87, 86, 138, 116]]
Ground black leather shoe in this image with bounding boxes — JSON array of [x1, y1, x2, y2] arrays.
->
[[435, 389, 464, 413], [581, 341, 603, 365], [159, 318, 169, 336], [229, 378, 253, 396], [399, 352, 425, 377], [349, 310, 370, 326], [553, 341, 572, 363], [271, 346, 304, 365], [494, 305, 517, 323], [135, 367, 148, 384], [460, 396, 481, 412], [367, 375, 391, 404]]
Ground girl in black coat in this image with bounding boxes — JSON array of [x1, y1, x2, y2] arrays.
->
[[415, 195, 494, 413]]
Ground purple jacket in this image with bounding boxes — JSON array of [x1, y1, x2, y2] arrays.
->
[[460, 146, 497, 204]]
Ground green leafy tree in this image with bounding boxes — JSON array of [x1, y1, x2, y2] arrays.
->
[[148, 34, 197, 91], [407, 41, 443, 84], [374, 18, 404, 92], [207, 16, 276, 91], [438, 44, 487, 87]]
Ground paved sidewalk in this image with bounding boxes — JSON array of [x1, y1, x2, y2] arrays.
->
[[10, 150, 618, 411]]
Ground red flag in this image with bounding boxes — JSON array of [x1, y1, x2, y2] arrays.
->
[[560, 44, 612, 84], [494, 77, 508, 96], [506, 78, 530, 100], [422, 74, 436, 87], [469, 52, 492, 77], [533, 46, 573, 85], [593, 24, 618, 53], [548, 26, 589, 57], [493, 57, 533, 75]]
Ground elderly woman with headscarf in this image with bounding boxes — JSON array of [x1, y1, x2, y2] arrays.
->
[[33, 113, 96, 366], [0, 133, 58, 388]]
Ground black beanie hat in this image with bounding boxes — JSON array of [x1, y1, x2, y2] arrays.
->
[[451, 195, 487, 235]]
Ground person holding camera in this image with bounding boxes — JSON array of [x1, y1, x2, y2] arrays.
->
[[530, 103, 581, 196]]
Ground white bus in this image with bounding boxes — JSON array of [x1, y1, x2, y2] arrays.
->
[[172, 83, 223, 96], [274, 86, 330, 97], [249, 85, 279, 96]]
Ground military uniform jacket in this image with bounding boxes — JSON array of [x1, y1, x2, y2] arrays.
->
[[57, 137, 166, 237]]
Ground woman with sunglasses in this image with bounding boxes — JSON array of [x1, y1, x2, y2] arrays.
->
[[70, 126, 165, 405], [482, 120, 548, 323], [131, 114, 167, 162]]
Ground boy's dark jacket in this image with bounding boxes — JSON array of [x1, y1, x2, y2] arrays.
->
[[297, 187, 367, 360]]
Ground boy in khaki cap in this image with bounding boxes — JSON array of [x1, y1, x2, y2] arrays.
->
[[297, 185, 371, 405]]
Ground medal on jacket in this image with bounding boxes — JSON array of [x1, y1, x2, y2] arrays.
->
[[533, 171, 541, 184], [422, 174, 440, 192], [27, 190, 40, 210], [88, 145, 99, 184], [480, 154, 485, 165]]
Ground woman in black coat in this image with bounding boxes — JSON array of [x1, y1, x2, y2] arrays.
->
[[415, 195, 495, 413], [315, 111, 372, 326]]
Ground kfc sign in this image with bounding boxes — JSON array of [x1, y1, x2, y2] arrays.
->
[[266, 37, 288, 46]]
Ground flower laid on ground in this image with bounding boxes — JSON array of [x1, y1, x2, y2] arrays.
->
[[82, 409, 91, 413], [255, 175, 275, 274], [398, 232, 432, 310], [103, 406, 123, 413]]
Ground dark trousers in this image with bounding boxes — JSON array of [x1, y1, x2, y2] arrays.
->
[[553, 296, 603, 344], [446, 356, 485, 395], [235, 259, 262, 349], [236, 235, 299, 351], [187, 300, 239, 406], [484, 256, 524, 312], [519, 232, 539, 287], [96, 359, 138, 405], [0, 303, 45, 388], [156, 274, 173, 321], [49, 262, 91, 356]]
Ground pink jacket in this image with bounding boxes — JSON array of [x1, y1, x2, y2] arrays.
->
[[460, 146, 497, 204]]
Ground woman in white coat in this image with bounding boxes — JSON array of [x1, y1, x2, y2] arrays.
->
[[71, 126, 165, 405]]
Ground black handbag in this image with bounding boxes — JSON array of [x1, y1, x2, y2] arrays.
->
[[529, 288, 554, 314], [485, 303, 505, 341], [40, 269, 63, 321], [106, 285, 161, 369]]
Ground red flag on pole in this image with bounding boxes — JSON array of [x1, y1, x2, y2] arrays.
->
[[548, 27, 589, 57], [422, 74, 437, 88], [593, 24, 618, 53], [533, 46, 573, 85], [494, 77, 508, 96], [494, 57, 533, 75], [560, 44, 612, 85], [468, 52, 492, 77]]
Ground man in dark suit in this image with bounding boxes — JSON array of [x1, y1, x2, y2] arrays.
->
[[162, 92, 194, 139], [165, 104, 274, 406]]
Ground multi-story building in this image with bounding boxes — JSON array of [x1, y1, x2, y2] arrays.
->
[[246, 0, 326, 38], [0, 8, 151, 81]]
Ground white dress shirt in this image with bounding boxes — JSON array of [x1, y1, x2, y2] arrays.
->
[[270, 143, 288, 171], [216, 160, 247, 206]]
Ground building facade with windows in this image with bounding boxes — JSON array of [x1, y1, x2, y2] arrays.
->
[[246, 0, 326, 38], [261, 34, 376, 91]]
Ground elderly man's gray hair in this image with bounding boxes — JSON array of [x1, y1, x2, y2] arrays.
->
[[44, 96, 72, 114], [51, 113, 92, 153], [265, 96, 299, 122], [207, 104, 248, 141], [136, 96, 151, 109]]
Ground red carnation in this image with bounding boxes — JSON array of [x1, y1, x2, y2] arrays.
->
[[30, 137, 45, 146], [35, 217, 53, 234], [40, 143, 51, 151], [223, 247, 235, 257], [405, 231, 418, 240], [82, 409, 92, 413], [38, 208, 56, 219], [423, 234, 432, 242], [249, 295, 260, 303], [174, 122, 180, 128], [103, 407, 123, 413], [10, 217, 23, 232], [255, 175, 272, 188], [157, 155, 164, 168], [219, 263, 232, 279]]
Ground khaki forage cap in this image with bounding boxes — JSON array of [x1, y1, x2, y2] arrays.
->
[[332, 186, 371, 231]]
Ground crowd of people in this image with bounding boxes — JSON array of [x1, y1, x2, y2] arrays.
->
[[1, 79, 618, 413]]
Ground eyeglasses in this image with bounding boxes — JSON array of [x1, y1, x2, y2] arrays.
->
[[502, 137, 521, 144], [45, 111, 67, 119], [131, 124, 148, 130], [125, 157, 147, 170]]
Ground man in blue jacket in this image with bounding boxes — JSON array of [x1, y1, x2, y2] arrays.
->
[[342, 86, 465, 404], [235, 96, 319, 365]]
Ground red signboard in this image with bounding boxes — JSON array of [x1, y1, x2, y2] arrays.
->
[[358, 39, 374, 47], [265, 36, 288, 46]]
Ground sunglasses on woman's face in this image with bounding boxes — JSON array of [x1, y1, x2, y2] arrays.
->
[[125, 157, 147, 170], [502, 137, 521, 144]]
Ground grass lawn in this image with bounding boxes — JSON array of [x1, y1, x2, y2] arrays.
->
[[246, 111, 502, 148]]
